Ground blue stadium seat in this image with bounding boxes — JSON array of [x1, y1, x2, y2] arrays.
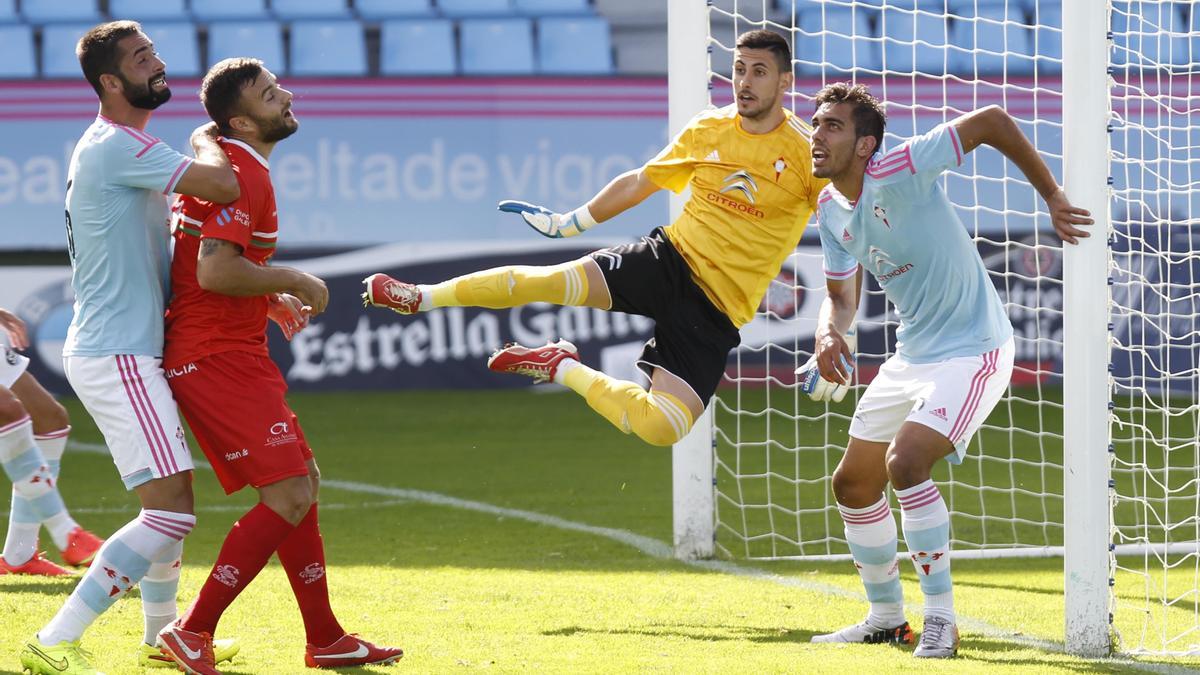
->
[[355, 0, 434, 19], [380, 19, 456, 74], [880, 7, 949, 75], [141, 22, 201, 77], [1031, 4, 1060, 74], [537, 17, 612, 74], [191, 0, 270, 21], [1111, 2, 1189, 69], [272, 0, 351, 20], [21, 0, 101, 24], [290, 20, 366, 75], [40, 24, 91, 78], [796, 6, 879, 75], [0, 0, 18, 23], [515, 0, 590, 15], [459, 18, 534, 74], [949, 4, 1033, 75], [207, 22, 284, 72], [0, 25, 35, 78], [439, 0, 513, 17], [109, 0, 187, 21]]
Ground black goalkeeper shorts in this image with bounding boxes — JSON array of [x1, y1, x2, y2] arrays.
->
[[588, 227, 740, 404]]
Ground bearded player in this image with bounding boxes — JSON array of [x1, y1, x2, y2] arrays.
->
[[363, 30, 826, 447], [154, 58, 403, 674]]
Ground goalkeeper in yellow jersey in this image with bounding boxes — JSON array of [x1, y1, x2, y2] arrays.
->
[[362, 29, 825, 446]]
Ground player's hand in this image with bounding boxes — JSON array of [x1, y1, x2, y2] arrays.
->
[[1046, 188, 1093, 245], [267, 293, 309, 341], [498, 200, 589, 238], [291, 272, 329, 317], [797, 327, 857, 402], [0, 308, 28, 350]]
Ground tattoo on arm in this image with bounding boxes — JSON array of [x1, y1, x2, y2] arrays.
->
[[198, 238, 244, 258]]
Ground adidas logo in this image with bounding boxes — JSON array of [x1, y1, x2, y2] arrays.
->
[[930, 407, 948, 421], [705, 150, 720, 162], [842, 228, 853, 242]]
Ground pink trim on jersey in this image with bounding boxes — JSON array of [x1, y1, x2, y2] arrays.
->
[[825, 266, 858, 280], [948, 348, 1001, 443], [948, 125, 963, 166], [866, 146, 915, 179], [134, 139, 162, 158], [897, 484, 942, 511], [817, 189, 834, 204], [0, 414, 32, 435], [163, 158, 192, 195], [840, 500, 892, 525]]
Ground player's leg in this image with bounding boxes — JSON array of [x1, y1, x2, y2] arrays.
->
[[362, 256, 610, 314], [25, 356, 197, 674], [886, 340, 1014, 659], [561, 360, 703, 446], [6, 372, 103, 568]]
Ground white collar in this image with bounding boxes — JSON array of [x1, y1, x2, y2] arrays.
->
[[222, 137, 269, 170]]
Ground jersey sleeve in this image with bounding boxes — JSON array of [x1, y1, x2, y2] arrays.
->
[[817, 206, 859, 281], [199, 173, 257, 250], [641, 112, 705, 193], [107, 135, 193, 195], [865, 122, 964, 194]]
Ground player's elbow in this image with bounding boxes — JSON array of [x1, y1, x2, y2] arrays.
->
[[195, 260, 230, 294], [977, 105, 1019, 146], [212, 171, 240, 203]]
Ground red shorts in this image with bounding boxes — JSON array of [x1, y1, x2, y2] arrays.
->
[[166, 350, 312, 495]]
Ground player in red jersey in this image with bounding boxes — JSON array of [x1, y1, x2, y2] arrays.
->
[[157, 58, 403, 674]]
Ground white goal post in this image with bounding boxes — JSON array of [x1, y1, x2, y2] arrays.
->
[[670, 0, 1200, 658]]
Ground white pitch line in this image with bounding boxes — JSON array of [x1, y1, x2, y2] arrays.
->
[[62, 441, 1192, 673], [0, 499, 410, 518]]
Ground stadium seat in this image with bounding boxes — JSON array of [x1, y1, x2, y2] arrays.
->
[[380, 19, 456, 75], [1031, 4, 1060, 74], [355, 0, 434, 19], [796, 6, 879, 76], [515, 0, 591, 15], [140, 22, 201, 77], [879, 7, 949, 75], [0, 0, 18, 23], [0, 25, 35, 78], [272, 0, 352, 20], [439, 0, 513, 17], [109, 0, 187, 21], [21, 0, 101, 24], [290, 20, 367, 76], [40, 24, 92, 78], [537, 17, 612, 74], [1111, 2, 1190, 69], [949, 3, 1034, 75], [207, 22, 284, 72], [459, 18, 534, 74], [190, 0, 270, 21]]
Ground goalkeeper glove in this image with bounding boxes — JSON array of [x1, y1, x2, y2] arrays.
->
[[797, 327, 857, 403], [498, 200, 596, 239]]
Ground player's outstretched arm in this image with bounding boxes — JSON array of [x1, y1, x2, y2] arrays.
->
[[798, 271, 861, 402], [952, 106, 1094, 244], [195, 238, 329, 315], [498, 168, 661, 239], [173, 122, 240, 204]]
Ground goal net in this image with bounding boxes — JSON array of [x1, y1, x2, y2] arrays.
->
[[696, 0, 1199, 657]]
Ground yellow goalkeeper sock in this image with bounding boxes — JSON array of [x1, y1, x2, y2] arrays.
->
[[559, 363, 694, 447], [428, 261, 589, 309]]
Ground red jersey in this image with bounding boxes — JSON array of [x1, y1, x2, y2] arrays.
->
[[164, 139, 279, 369]]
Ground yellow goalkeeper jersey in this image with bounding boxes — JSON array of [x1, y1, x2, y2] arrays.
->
[[643, 104, 826, 327]]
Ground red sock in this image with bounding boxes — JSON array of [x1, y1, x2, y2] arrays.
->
[[181, 503, 295, 635], [276, 503, 345, 647]]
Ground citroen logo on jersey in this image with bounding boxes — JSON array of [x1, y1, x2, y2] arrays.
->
[[869, 245, 915, 283], [720, 169, 758, 204]]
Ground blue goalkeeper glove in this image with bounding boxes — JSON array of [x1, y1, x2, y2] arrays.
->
[[797, 328, 857, 403], [498, 200, 596, 239]]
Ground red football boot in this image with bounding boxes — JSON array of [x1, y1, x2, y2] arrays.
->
[[61, 527, 103, 567], [0, 552, 72, 576], [304, 633, 403, 669], [486, 339, 579, 384], [361, 273, 422, 314]]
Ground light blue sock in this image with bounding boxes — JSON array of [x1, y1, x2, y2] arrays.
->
[[897, 480, 955, 624], [840, 495, 905, 627]]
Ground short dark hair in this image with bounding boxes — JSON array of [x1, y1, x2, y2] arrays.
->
[[735, 29, 791, 73], [814, 82, 887, 154], [76, 20, 143, 96], [200, 58, 265, 135]]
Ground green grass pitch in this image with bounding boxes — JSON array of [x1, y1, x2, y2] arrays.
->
[[0, 389, 1196, 673]]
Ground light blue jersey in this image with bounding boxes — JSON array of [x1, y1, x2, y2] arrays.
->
[[63, 115, 192, 357], [817, 123, 1012, 363]]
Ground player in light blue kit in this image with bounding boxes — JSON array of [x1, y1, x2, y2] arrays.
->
[[800, 83, 1091, 658], [19, 21, 241, 675]]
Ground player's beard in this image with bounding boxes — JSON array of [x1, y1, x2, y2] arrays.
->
[[255, 110, 299, 143], [120, 74, 172, 110]]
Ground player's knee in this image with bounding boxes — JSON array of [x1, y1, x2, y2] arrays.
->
[[628, 406, 689, 447], [263, 477, 314, 524], [884, 446, 929, 490], [38, 399, 70, 434], [0, 390, 27, 426], [831, 465, 865, 505]]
